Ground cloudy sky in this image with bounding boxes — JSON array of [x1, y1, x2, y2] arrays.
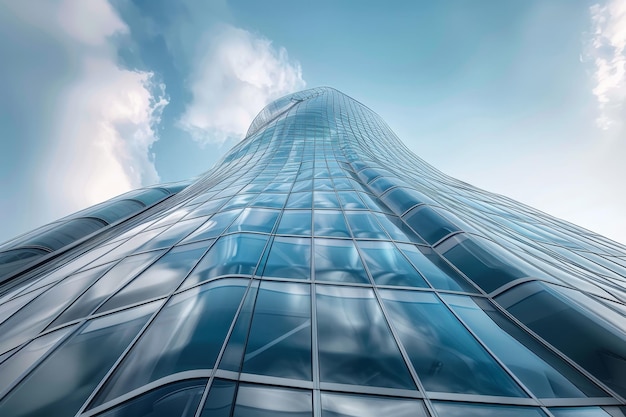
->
[[0, 0, 625, 245]]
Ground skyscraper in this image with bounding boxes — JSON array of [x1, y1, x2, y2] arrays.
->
[[0, 87, 625, 417]]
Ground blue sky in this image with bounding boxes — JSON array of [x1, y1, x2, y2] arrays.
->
[[1, 0, 625, 244]]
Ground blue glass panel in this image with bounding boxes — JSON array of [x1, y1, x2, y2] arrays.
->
[[314, 238, 369, 283], [0, 302, 157, 417], [314, 211, 350, 237], [398, 244, 477, 292], [232, 384, 312, 417], [374, 213, 424, 243], [0, 263, 110, 354], [182, 210, 241, 243], [139, 217, 207, 250], [242, 281, 311, 379], [50, 251, 163, 327], [218, 282, 259, 372], [380, 290, 526, 396], [344, 212, 389, 239], [276, 210, 312, 236], [250, 193, 288, 208], [443, 294, 605, 398], [337, 192, 367, 209], [321, 392, 428, 417], [0, 325, 75, 395], [97, 242, 209, 313], [227, 208, 280, 234], [286, 192, 313, 209], [432, 402, 547, 417], [438, 234, 549, 293], [96, 379, 206, 417], [91, 279, 247, 406], [357, 241, 428, 287], [316, 286, 415, 389], [263, 237, 311, 280], [496, 281, 626, 398], [402, 205, 460, 244], [183, 233, 268, 287], [314, 192, 340, 208], [200, 379, 236, 417], [549, 407, 613, 416]]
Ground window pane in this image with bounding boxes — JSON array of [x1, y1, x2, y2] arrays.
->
[[97, 242, 209, 313], [91, 279, 247, 406], [549, 407, 614, 416], [321, 392, 428, 417], [314, 192, 340, 209], [276, 210, 312, 236], [316, 286, 415, 389], [344, 212, 388, 239], [232, 384, 312, 417], [262, 237, 311, 280], [0, 325, 76, 395], [314, 211, 350, 237], [95, 379, 206, 417], [286, 192, 312, 209], [0, 302, 157, 417], [357, 241, 428, 287], [242, 282, 311, 380], [496, 281, 626, 398], [398, 244, 476, 292], [183, 234, 268, 287], [227, 208, 280, 234], [0, 264, 110, 354], [380, 290, 526, 396], [438, 234, 550, 293], [200, 379, 236, 417], [50, 251, 163, 327], [182, 210, 241, 243], [432, 402, 547, 417], [443, 294, 606, 398], [314, 239, 369, 283]]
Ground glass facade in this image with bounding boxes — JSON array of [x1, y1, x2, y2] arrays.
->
[[0, 87, 625, 416]]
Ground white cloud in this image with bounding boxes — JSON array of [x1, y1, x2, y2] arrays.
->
[[6, 0, 167, 219], [588, 0, 626, 131], [179, 25, 306, 145]]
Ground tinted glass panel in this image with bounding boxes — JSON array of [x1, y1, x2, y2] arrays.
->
[[344, 212, 389, 239], [95, 379, 206, 417], [232, 384, 312, 417], [97, 243, 208, 313], [92, 279, 247, 406], [321, 392, 428, 417], [432, 402, 546, 417], [314, 211, 350, 237], [200, 379, 236, 417], [0, 264, 110, 354], [183, 234, 268, 287], [314, 239, 369, 283], [496, 281, 626, 398], [316, 286, 415, 389], [50, 251, 163, 327], [242, 282, 311, 379], [443, 294, 606, 398], [0, 303, 157, 417], [0, 325, 75, 395], [262, 237, 311, 280], [357, 241, 428, 287], [182, 210, 241, 243], [227, 208, 280, 234], [398, 244, 476, 292], [276, 210, 312, 236], [380, 290, 526, 396]]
